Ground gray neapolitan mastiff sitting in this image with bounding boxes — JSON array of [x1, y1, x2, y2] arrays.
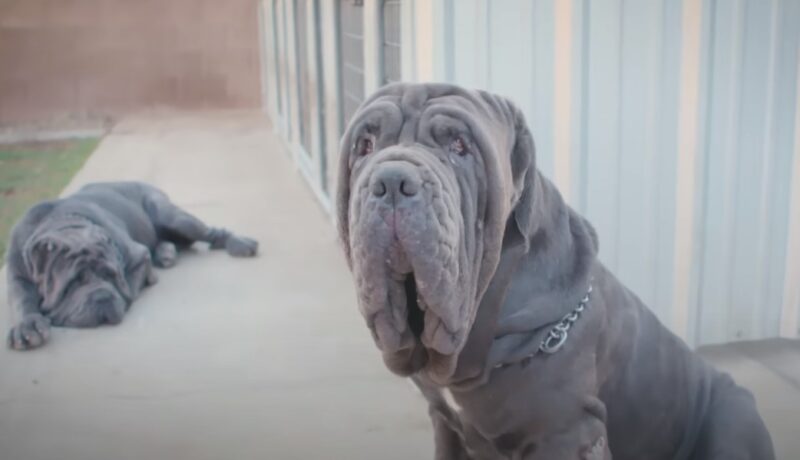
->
[[337, 83, 774, 459], [6, 181, 258, 350]]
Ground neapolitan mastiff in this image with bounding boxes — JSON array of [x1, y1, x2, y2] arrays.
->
[[336, 83, 774, 459], [6, 181, 258, 350]]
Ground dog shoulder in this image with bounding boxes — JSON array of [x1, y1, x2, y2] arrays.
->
[[10, 201, 58, 242]]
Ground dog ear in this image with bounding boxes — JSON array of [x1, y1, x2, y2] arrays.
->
[[25, 238, 53, 278], [335, 117, 357, 268], [505, 101, 538, 243]]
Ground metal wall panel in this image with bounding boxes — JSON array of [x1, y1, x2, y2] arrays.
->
[[381, 0, 402, 85], [450, 1, 556, 183], [339, 0, 366, 131], [294, 0, 312, 155], [261, 0, 283, 128], [260, 0, 800, 345], [320, 0, 343, 204], [692, 0, 800, 344], [438, 0, 800, 345], [310, 0, 329, 194], [277, 0, 293, 139], [272, 1, 284, 121], [447, 0, 679, 320]]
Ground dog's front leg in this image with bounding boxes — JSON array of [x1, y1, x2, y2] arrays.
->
[[6, 270, 50, 350], [430, 411, 472, 460], [690, 374, 775, 460]]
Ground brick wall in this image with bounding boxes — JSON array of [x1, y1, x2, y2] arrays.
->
[[0, 0, 262, 126]]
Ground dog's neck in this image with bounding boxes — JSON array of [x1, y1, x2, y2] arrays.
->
[[505, 173, 597, 318], [448, 172, 597, 388]]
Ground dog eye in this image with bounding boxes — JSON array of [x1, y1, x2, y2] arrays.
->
[[449, 137, 468, 156], [97, 266, 115, 278], [355, 137, 374, 156]]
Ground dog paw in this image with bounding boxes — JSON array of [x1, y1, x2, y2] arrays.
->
[[146, 270, 159, 286], [8, 314, 51, 350], [226, 235, 258, 257], [154, 241, 178, 268]]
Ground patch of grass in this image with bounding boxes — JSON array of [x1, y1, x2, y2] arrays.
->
[[0, 137, 101, 260]]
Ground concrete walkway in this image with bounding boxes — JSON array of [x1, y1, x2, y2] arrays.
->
[[0, 113, 431, 460], [698, 339, 800, 459], [0, 113, 796, 459]]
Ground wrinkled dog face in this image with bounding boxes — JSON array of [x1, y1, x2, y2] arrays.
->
[[25, 220, 130, 327], [337, 84, 531, 381]]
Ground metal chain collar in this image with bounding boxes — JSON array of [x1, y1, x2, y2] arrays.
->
[[539, 283, 593, 354], [493, 282, 594, 370]]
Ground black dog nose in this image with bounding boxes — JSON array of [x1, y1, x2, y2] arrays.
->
[[371, 161, 422, 200], [92, 291, 123, 325]]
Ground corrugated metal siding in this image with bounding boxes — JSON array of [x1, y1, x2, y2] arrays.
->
[[692, 0, 800, 344], [438, 0, 800, 345], [381, 0, 402, 84], [445, 0, 681, 326], [262, 0, 330, 207], [339, 0, 366, 131], [260, 0, 800, 345], [268, 0, 285, 131], [294, 0, 312, 155], [276, 0, 293, 139], [578, 0, 684, 326]]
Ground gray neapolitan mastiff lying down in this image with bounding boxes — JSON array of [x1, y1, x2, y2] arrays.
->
[[6, 181, 258, 350], [337, 83, 774, 459]]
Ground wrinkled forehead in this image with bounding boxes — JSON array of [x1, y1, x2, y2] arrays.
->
[[349, 83, 514, 148], [34, 223, 102, 249], [25, 221, 107, 260]]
